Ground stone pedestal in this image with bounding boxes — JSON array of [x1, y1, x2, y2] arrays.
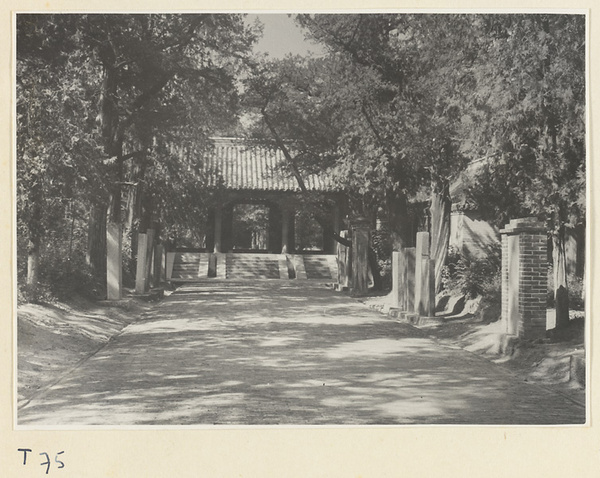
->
[[500, 218, 548, 339], [350, 218, 370, 296]]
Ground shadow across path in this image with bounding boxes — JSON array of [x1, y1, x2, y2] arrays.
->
[[18, 280, 585, 426]]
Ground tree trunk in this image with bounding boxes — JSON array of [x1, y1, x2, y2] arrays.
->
[[26, 235, 40, 292], [385, 189, 412, 251], [128, 152, 148, 262], [25, 180, 43, 297], [87, 204, 107, 278], [367, 246, 382, 290], [553, 227, 570, 329], [430, 180, 451, 293], [98, 60, 125, 299]]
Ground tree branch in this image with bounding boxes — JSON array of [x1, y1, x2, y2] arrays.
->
[[261, 107, 308, 193]]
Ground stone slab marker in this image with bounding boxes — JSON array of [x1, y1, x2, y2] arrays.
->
[[166, 252, 175, 280], [402, 247, 416, 313], [336, 230, 350, 290], [154, 244, 164, 283], [501, 218, 548, 339], [215, 253, 227, 279], [145, 229, 155, 289], [278, 255, 289, 279], [214, 206, 223, 253], [107, 222, 122, 300], [392, 251, 401, 308], [350, 218, 370, 296], [291, 255, 307, 280], [414, 232, 435, 317], [135, 233, 148, 294]]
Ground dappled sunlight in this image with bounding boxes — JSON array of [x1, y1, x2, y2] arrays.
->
[[376, 399, 445, 420], [126, 318, 227, 334], [258, 336, 303, 347], [19, 280, 585, 426], [326, 338, 434, 359]]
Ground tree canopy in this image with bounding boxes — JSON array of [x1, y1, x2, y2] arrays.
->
[[16, 14, 258, 299], [16, 13, 586, 315]]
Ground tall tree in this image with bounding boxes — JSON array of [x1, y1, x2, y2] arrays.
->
[[297, 14, 476, 291], [17, 14, 258, 299], [17, 15, 107, 297], [243, 56, 354, 244], [465, 14, 586, 328]]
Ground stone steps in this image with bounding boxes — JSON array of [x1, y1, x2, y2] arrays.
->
[[302, 255, 337, 280], [167, 252, 337, 281], [226, 253, 280, 279]]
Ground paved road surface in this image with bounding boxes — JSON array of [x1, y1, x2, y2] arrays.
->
[[18, 281, 585, 426]]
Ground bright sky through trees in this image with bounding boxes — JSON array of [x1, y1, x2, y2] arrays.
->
[[245, 14, 325, 58]]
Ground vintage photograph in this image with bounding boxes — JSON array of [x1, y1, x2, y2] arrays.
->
[[15, 12, 587, 426]]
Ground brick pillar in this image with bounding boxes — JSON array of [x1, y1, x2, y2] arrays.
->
[[350, 218, 370, 296], [500, 218, 547, 339], [414, 232, 435, 317]]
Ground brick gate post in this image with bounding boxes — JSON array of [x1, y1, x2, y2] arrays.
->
[[500, 218, 548, 339]]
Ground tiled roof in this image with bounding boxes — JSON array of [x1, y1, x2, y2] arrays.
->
[[203, 138, 336, 192]]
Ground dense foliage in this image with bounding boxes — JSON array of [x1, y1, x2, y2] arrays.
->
[[17, 14, 257, 301], [17, 13, 585, 325]]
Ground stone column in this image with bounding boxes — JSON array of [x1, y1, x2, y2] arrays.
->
[[414, 232, 435, 317], [106, 222, 122, 300], [154, 244, 164, 283], [403, 247, 416, 313], [392, 251, 401, 308], [500, 218, 548, 339], [135, 232, 148, 294], [336, 230, 351, 291], [333, 205, 341, 235], [281, 208, 291, 254], [144, 229, 155, 289], [214, 205, 222, 253], [350, 217, 370, 296], [391, 247, 416, 313]]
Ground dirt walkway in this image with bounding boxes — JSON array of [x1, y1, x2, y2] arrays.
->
[[18, 281, 585, 426]]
